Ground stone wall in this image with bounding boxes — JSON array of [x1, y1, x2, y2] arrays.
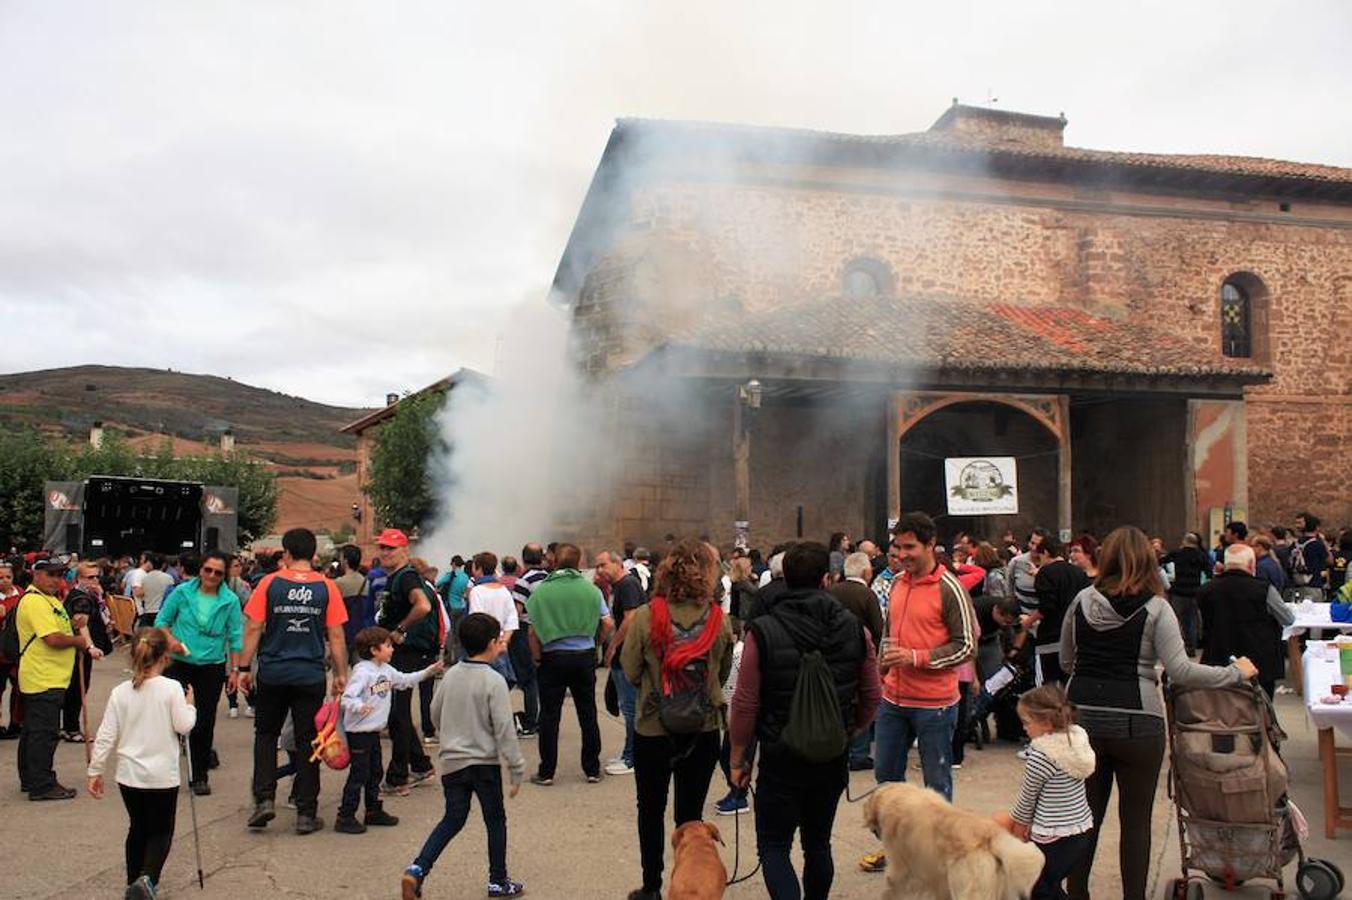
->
[[571, 166, 1352, 537]]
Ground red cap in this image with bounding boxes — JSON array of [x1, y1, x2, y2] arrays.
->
[[376, 528, 409, 548]]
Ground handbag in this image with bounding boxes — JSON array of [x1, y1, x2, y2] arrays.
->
[[310, 698, 350, 769]]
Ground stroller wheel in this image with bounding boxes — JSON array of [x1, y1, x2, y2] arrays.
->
[[1296, 860, 1340, 900], [1308, 859, 1343, 894]]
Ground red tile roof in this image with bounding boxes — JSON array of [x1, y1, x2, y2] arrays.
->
[[663, 295, 1271, 381]]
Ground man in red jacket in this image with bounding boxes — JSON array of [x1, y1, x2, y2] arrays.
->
[[860, 512, 976, 874]]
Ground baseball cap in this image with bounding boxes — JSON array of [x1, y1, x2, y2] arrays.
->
[[376, 528, 410, 548]]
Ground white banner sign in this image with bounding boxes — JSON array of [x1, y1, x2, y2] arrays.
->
[[944, 457, 1019, 516]]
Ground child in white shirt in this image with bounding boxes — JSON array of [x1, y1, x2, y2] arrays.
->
[[337, 626, 443, 833], [87, 627, 197, 898]]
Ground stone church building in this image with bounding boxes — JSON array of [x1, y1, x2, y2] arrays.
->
[[551, 102, 1351, 550]]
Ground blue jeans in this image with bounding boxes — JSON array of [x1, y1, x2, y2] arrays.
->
[[609, 666, 637, 765], [414, 764, 508, 884], [874, 699, 957, 801]]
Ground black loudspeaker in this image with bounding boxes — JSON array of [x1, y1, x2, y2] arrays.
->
[[205, 527, 220, 551], [66, 523, 81, 553]]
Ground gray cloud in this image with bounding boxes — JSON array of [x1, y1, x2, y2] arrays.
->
[[1, 1, 1348, 405]]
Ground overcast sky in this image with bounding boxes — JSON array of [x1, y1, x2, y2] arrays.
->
[[2, 1, 1349, 407]]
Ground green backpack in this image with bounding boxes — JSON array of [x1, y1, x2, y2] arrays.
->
[[779, 648, 848, 764]]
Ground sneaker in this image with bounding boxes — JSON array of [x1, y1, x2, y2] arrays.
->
[[516, 727, 537, 740], [244, 705, 255, 718], [529, 774, 553, 787], [29, 784, 77, 801], [604, 759, 634, 776], [401, 864, 426, 900], [365, 809, 400, 827], [228, 707, 239, 719], [585, 774, 602, 784], [859, 850, 887, 873], [407, 769, 435, 787], [190, 780, 212, 796], [626, 890, 661, 900], [284, 794, 298, 809], [715, 794, 749, 816], [381, 781, 411, 797], [422, 734, 438, 745], [952, 762, 963, 770], [334, 816, 367, 834], [60, 729, 84, 743], [487, 879, 525, 897], [125, 874, 156, 899], [247, 798, 276, 828], [295, 814, 325, 835]]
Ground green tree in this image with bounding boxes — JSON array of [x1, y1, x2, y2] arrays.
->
[[364, 391, 446, 533], [0, 427, 279, 548]]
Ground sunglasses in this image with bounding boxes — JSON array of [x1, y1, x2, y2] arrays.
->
[[201, 567, 225, 576]]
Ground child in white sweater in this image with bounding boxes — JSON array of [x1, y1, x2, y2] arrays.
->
[[87, 627, 197, 900], [337, 626, 443, 833]]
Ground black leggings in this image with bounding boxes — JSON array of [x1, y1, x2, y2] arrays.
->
[[1067, 728, 1165, 900], [634, 731, 720, 893], [166, 661, 226, 783], [61, 652, 94, 733], [119, 784, 178, 885]]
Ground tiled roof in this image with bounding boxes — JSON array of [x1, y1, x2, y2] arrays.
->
[[616, 118, 1352, 186], [663, 296, 1271, 381]]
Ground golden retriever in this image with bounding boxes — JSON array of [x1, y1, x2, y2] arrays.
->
[[863, 783, 1045, 900], [667, 820, 727, 900]]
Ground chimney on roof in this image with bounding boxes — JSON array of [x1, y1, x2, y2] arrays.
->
[[930, 104, 1067, 150], [220, 428, 235, 454], [90, 421, 104, 449], [386, 393, 399, 407]]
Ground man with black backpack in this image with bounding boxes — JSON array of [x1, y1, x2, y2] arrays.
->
[[729, 542, 880, 900], [1292, 512, 1330, 592]]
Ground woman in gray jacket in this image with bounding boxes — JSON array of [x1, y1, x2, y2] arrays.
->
[[1060, 526, 1257, 900]]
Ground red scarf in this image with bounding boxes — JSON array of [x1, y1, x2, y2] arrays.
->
[[649, 596, 723, 690]]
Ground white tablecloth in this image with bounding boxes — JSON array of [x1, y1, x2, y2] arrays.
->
[[1282, 603, 1352, 641], [1302, 643, 1352, 739]]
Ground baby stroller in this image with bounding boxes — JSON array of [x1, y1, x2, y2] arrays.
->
[[1164, 679, 1344, 900]]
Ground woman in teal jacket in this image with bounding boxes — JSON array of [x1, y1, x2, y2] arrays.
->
[[155, 550, 244, 795]]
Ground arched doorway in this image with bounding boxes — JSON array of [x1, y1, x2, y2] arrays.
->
[[889, 392, 1070, 545]]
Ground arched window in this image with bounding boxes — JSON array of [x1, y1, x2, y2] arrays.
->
[[1220, 280, 1251, 358], [1219, 272, 1270, 362], [842, 257, 896, 300]]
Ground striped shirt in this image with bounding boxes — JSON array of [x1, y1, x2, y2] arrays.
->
[[1011, 743, 1094, 841]]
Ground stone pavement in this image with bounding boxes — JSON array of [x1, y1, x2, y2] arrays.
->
[[3, 656, 1348, 899]]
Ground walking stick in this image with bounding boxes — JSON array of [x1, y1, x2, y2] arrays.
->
[[77, 652, 92, 766], [181, 737, 206, 889]]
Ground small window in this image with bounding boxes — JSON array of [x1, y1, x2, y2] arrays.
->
[[1220, 281, 1251, 358], [842, 257, 895, 299]]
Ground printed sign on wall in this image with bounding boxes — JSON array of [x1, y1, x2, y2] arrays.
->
[[944, 457, 1019, 516]]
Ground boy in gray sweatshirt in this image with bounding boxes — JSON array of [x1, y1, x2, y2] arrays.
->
[[402, 612, 525, 899]]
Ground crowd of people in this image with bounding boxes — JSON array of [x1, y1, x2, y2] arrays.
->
[[0, 509, 1345, 900]]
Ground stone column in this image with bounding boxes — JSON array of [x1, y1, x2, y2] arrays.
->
[[732, 387, 751, 547], [1057, 394, 1072, 541]]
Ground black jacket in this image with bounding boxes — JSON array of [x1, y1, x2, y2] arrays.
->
[[1197, 571, 1283, 684], [1164, 546, 1211, 596], [748, 587, 864, 749]]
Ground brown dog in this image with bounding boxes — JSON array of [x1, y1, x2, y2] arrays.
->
[[667, 820, 727, 900]]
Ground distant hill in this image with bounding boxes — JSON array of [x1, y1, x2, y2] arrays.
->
[[0, 365, 376, 536], [0, 365, 370, 448]]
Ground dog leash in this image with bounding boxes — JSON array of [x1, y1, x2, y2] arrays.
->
[[726, 786, 762, 886]]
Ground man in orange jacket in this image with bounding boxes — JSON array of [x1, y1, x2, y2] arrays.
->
[[859, 511, 976, 874]]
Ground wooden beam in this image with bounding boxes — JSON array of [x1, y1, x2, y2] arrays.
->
[[1057, 394, 1073, 540]]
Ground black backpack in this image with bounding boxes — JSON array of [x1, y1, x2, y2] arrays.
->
[[779, 648, 849, 763], [0, 591, 39, 663], [1292, 538, 1317, 586], [654, 602, 719, 735]]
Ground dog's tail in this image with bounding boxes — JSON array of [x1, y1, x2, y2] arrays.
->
[[990, 830, 1046, 900]]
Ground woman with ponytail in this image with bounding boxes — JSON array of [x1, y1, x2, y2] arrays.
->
[[620, 538, 733, 900], [87, 627, 197, 899]]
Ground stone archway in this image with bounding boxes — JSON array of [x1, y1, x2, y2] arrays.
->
[[887, 390, 1071, 539]]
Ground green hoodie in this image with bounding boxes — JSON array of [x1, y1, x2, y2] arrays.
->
[[526, 569, 603, 647]]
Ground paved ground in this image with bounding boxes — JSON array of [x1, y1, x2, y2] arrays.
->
[[4, 656, 1349, 899]]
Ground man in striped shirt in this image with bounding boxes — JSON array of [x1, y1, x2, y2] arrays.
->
[[860, 511, 977, 874], [507, 543, 549, 737]]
